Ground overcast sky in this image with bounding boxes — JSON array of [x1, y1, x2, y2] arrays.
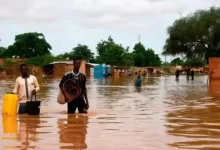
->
[[0, 0, 220, 62]]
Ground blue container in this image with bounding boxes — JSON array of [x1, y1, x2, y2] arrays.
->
[[94, 65, 104, 78]]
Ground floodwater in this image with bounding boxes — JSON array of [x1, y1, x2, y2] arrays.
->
[[1, 75, 220, 150]]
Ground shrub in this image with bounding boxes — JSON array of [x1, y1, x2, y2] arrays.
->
[[5, 59, 17, 65], [0, 65, 5, 71], [162, 66, 171, 74], [25, 54, 56, 67]]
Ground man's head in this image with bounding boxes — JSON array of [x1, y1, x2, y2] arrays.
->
[[20, 64, 29, 77], [73, 60, 81, 71], [137, 75, 140, 78]]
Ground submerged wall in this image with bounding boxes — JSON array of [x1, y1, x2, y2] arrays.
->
[[209, 57, 220, 87]]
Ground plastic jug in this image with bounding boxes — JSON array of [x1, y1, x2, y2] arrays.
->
[[2, 116, 17, 133], [2, 94, 18, 117]]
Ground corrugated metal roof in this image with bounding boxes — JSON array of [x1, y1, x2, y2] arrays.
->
[[48, 61, 111, 66], [49, 61, 73, 65], [86, 63, 99, 66]]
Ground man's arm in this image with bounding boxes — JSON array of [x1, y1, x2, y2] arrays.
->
[[12, 78, 19, 94], [82, 75, 89, 108], [134, 79, 137, 87], [59, 74, 68, 87], [59, 74, 68, 101], [33, 76, 40, 92]]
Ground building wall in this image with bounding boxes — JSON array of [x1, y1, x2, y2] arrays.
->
[[209, 57, 220, 81], [80, 60, 86, 75], [53, 64, 66, 78], [208, 58, 220, 90], [4, 64, 42, 77], [52, 60, 87, 78], [65, 64, 73, 73], [132, 67, 156, 75], [112, 67, 130, 77], [0, 58, 27, 65], [203, 66, 209, 73], [86, 64, 94, 77], [90, 68, 94, 78]]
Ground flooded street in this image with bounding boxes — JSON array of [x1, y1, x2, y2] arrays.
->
[[1, 75, 220, 150]]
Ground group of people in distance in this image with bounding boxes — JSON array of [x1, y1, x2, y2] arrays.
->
[[11, 60, 89, 115], [175, 68, 195, 81]]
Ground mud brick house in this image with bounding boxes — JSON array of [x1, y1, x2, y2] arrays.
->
[[0, 58, 27, 65], [43, 60, 87, 78]]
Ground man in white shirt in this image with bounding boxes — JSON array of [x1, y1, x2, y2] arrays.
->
[[12, 64, 40, 114]]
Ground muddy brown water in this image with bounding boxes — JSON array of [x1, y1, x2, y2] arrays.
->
[[0, 75, 220, 150]]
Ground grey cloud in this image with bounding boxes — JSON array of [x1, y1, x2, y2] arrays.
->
[[0, 0, 219, 30]]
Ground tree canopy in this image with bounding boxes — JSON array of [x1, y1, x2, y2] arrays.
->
[[96, 36, 134, 67], [133, 43, 161, 67], [162, 7, 220, 63], [169, 57, 206, 67], [4, 32, 52, 58], [0, 33, 162, 67], [0, 47, 7, 57], [170, 57, 184, 66], [72, 44, 94, 61], [56, 44, 94, 62]]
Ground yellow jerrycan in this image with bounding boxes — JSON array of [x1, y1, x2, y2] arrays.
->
[[2, 94, 18, 117], [2, 116, 17, 133]]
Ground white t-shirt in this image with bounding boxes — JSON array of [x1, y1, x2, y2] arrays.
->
[[12, 75, 40, 103]]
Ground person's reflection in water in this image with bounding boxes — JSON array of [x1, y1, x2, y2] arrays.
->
[[136, 87, 141, 93], [58, 115, 88, 150], [175, 69, 180, 81], [18, 115, 40, 150]]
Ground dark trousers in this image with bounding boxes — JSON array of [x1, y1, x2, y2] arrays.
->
[[18, 103, 27, 114], [186, 75, 189, 80], [176, 75, 179, 80], [67, 97, 87, 114]]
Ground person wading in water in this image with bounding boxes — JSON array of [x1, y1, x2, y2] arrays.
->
[[59, 60, 89, 114], [175, 69, 180, 81], [135, 75, 142, 88], [191, 69, 195, 80], [12, 64, 40, 114], [186, 68, 190, 81]]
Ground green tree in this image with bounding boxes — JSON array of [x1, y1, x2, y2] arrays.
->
[[121, 48, 134, 67], [183, 58, 206, 67], [5, 32, 52, 58], [97, 36, 114, 57], [170, 57, 184, 66], [133, 43, 146, 66], [133, 43, 161, 67], [145, 48, 161, 67], [56, 52, 71, 60], [162, 7, 220, 63], [96, 36, 134, 67], [133, 42, 146, 53], [72, 44, 94, 61], [0, 47, 7, 57], [56, 44, 94, 62]]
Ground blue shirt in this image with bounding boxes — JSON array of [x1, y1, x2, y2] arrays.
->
[[135, 78, 141, 87]]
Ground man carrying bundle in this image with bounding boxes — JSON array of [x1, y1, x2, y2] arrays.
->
[[59, 60, 89, 114], [12, 64, 40, 114]]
